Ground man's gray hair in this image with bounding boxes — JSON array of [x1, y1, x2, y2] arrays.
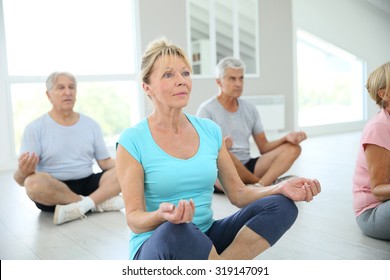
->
[[215, 57, 246, 79], [46, 72, 77, 91]]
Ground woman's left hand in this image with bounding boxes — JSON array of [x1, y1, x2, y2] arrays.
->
[[277, 177, 321, 202]]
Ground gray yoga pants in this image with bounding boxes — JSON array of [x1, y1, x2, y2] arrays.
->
[[356, 200, 390, 240]]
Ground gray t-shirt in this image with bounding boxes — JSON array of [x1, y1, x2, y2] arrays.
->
[[197, 96, 264, 164], [20, 113, 110, 181]]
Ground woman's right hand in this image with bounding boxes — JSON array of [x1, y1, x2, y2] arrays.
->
[[159, 199, 195, 224]]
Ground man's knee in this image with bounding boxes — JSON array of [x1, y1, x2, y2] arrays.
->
[[24, 172, 52, 200], [100, 168, 120, 188], [284, 143, 302, 159]]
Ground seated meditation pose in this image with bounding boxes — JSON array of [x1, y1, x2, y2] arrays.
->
[[116, 38, 321, 260], [14, 71, 124, 225]]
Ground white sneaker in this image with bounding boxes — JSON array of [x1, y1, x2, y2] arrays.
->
[[93, 195, 124, 213], [53, 202, 86, 225]]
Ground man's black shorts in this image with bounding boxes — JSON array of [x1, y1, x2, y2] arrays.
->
[[35, 172, 104, 212]]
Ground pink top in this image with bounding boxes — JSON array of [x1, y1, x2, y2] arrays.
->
[[353, 109, 390, 216]]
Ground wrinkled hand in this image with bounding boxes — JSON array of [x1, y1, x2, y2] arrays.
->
[[159, 199, 195, 224], [224, 136, 233, 150], [17, 152, 39, 177], [286, 131, 307, 145], [277, 177, 321, 202]]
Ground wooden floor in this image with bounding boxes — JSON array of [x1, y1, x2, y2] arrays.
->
[[1, 131, 389, 260]]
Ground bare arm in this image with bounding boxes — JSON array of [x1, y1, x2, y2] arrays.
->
[[253, 131, 307, 154], [13, 152, 39, 186], [96, 157, 115, 171], [217, 142, 320, 208], [365, 144, 390, 201], [116, 144, 195, 234]]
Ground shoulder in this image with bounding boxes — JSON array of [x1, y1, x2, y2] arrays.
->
[[79, 113, 99, 126], [187, 114, 221, 135], [118, 119, 148, 142], [238, 98, 259, 116], [361, 110, 390, 145], [365, 110, 390, 131], [198, 96, 218, 109], [117, 119, 150, 156], [238, 98, 256, 109], [24, 113, 49, 131]]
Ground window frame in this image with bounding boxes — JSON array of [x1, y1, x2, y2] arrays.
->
[[295, 29, 368, 135], [0, 0, 143, 168], [186, 0, 260, 78]]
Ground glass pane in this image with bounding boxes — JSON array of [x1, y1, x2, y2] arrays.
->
[[11, 83, 51, 154], [189, 0, 211, 75], [3, 0, 135, 75], [239, 0, 257, 73], [188, 0, 259, 76], [11, 81, 135, 156], [215, 0, 234, 62], [297, 30, 365, 127]]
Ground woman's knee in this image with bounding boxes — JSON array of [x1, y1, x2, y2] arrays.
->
[[247, 195, 298, 246], [148, 222, 212, 259], [156, 222, 202, 246], [356, 208, 390, 240], [253, 195, 298, 222], [275, 195, 298, 223]]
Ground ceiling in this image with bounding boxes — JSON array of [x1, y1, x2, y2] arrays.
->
[[365, 0, 390, 14]]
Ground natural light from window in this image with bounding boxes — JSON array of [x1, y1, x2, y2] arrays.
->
[[297, 30, 365, 127], [3, 0, 139, 156], [3, 0, 135, 75]]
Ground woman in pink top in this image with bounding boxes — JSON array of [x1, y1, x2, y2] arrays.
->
[[353, 61, 390, 240]]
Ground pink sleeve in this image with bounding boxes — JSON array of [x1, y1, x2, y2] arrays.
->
[[362, 123, 390, 151]]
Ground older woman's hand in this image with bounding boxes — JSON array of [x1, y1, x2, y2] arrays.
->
[[159, 199, 195, 224], [277, 177, 321, 202]]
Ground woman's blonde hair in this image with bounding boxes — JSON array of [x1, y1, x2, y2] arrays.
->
[[140, 38, 192, 85], [366, 61, 390, 108]]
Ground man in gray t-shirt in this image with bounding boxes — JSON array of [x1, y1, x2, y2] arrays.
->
[[14, 72, 124, 225], [197, 57, 307, 192]]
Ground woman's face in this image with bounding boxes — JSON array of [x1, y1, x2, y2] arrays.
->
[[143, 55, 192, 111]]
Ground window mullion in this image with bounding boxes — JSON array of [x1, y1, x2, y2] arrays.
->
[[233, 0, 239, 58]]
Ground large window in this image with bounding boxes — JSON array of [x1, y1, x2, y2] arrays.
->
[[297, 30, 366, 129], [1, 0, 140, 156]]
